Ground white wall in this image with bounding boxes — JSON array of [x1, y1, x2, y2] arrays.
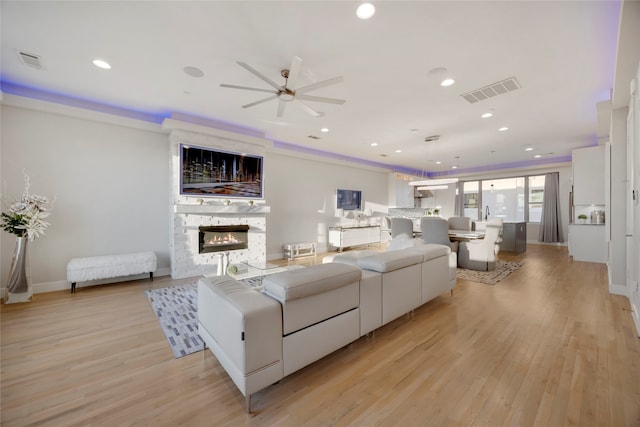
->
[[1, 105, 171, 291], [264, 151, 389, 258], [0, 101, 390, 292], [610, 108, 629, 291]]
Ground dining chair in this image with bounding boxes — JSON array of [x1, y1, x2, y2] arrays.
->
[[390, 218, 414, 239], [457, 218, 503, 271], [447, 216, 473, 231], [420, 217, 458, 252]]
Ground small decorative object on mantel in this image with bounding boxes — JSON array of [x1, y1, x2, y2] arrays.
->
[[577, 214, 587, 224], [1, 171, 53, 304], [197, 198, 205, 206], [248, 200, 254, 206], [223, 199, 231, 206]]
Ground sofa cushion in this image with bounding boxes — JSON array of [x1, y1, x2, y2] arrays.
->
[[263, 263, 362, 301], [323, 250, 377, 266], [406, 243, 450, 261], [357, 250, 423, 273]]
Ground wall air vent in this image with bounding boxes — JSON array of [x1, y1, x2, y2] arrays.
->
[[461, 77, 521, 104], [16, 50, 45, 70]]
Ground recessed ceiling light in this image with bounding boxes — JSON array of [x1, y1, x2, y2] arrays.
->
[[525, 147, 533, 151], [320, 127, 329, 133], [370, 142, 378, 147], [92, 59, 111, 70], [452, 165, 458, 169], [183, 66, 204, 78], [428, 67, 455, 87], [534, 154, 542, 158], [481, 110, 494, 119], [436, 161, 442, 165], [498, 127, 509, 132], [395, 149, 402, 153], [356, 3, 376, 19], [440, 78, 455, 87]]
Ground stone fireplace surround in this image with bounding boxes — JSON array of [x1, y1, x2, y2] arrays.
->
[[170, 204, 270, 279], [165, 119, 273, 279]]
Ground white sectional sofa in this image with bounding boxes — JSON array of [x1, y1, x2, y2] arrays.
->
[[197, 243, 455, 412]]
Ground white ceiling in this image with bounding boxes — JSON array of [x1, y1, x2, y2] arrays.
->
[[0, 1, 621, 176]]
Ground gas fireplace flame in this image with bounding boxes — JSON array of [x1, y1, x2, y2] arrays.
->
[[206, 232, 240, 246]]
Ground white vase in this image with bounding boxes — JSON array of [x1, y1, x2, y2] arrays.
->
[[5, 236, 33, 304]]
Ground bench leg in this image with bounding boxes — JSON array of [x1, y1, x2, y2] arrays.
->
[[71, 282, 76, 293], [149, 272, 154, 282]]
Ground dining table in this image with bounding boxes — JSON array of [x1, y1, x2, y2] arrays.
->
[[448, 229, 486, 241]]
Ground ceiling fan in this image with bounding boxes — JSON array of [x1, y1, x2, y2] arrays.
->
[[220, 56, 345, 118]]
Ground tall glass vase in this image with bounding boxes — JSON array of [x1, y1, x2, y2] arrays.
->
[[5, 236, 32, 304]]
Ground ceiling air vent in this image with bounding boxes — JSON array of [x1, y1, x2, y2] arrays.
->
[[17, 50, 45, 70], [461, 77, 521, 104], [424, 135, 440, 143]]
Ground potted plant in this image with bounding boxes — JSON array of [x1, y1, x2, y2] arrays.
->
[[434, 208, 440, 216], [577, 214, 588, 224]]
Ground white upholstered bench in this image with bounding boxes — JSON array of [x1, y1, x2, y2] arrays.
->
[[67, 251, 157, 293]]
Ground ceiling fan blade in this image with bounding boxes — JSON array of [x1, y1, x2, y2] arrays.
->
[[241, 95, 278, 109], [293, 99, 323, 117], [295, 76, 344, 94], [236, 61, 283, 91], [295, 94, 346, 105], [220, 84, 278, 94], [277, 100, 287, 117], [285, 56, 303, 90]]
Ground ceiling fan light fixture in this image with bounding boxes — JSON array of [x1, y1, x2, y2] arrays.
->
[[356, 3, 376, 20], [278, 92, 295, 102]]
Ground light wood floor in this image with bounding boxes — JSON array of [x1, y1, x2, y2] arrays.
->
[[1, 244, 639, 426]]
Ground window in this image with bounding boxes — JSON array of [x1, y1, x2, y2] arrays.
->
[[463, 181, 479, 220], [460, 174, 547, 223], [481, 177, 525, 222], [528, 175, 546, 222]]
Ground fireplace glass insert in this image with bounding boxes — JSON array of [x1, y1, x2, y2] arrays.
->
[[199, 225, 249, 253]]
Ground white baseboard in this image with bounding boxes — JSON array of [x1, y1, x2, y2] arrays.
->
[[632, 302, 640, 337], [609, 282, 629, 297]]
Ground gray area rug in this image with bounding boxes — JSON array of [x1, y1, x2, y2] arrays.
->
[[144, 275, 278, 358], [456, 260, 523, 285]]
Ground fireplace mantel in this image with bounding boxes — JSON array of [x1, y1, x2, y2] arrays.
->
[[173, 204, 271, 215]]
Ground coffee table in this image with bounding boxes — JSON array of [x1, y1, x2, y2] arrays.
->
[[229, 263, 304, 287]]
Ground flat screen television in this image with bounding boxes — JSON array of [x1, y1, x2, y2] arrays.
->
[[180, 143, 263, 198], [337, 189, 362, 210]]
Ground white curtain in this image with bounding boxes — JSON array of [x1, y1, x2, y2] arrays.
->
[[538, 172, 564, 243]]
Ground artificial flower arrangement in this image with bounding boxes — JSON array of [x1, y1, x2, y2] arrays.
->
[[1, 173, 53, 241]]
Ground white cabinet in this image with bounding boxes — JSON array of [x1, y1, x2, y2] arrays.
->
[[572, 145, 606, 205], [568, 224, 607, 263], [328, 226, 381, 251], [388, 173, 415, 208]]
